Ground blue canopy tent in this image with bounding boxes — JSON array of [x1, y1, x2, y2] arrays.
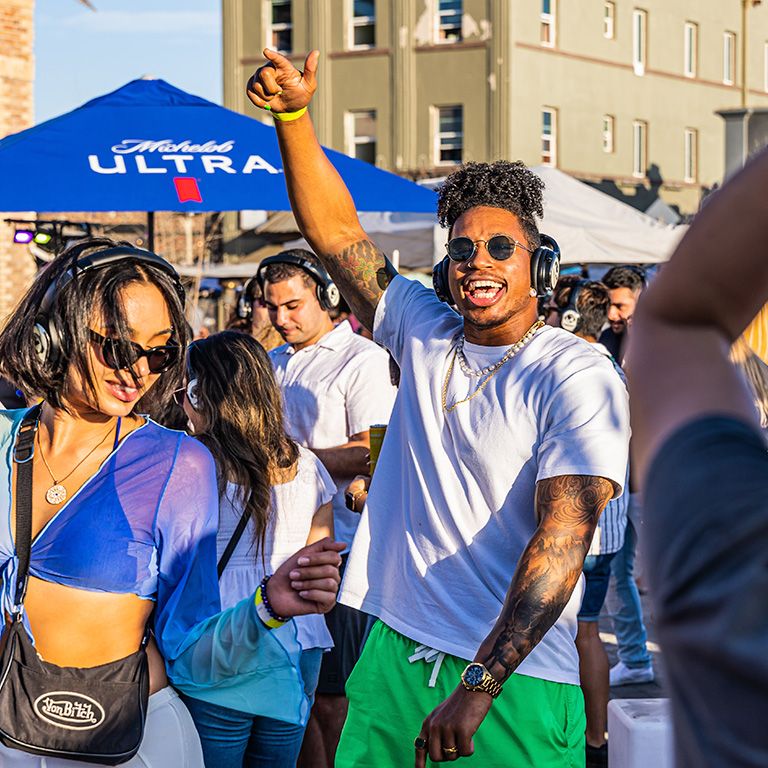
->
[[0, 78, 436, 248]]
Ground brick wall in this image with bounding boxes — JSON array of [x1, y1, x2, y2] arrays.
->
[[0, 0, 36, 322]]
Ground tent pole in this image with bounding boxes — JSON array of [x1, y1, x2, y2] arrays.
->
[[147, 211, 155, 252]]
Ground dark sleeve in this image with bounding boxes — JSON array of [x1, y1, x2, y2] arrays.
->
[[644, 416, 768, 768]]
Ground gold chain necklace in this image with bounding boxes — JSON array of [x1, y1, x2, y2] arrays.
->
[[442, 321, 544, 413], [37, 421, 117, 505]]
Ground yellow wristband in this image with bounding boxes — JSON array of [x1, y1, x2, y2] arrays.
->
[[254, 586, 287, 629], [271, 106, 308, 123]]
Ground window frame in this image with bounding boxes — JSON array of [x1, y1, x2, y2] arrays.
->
[[348, 0, 376, 50], [345, 110, 378, 165], [541, 107, 558, 167], [632, 8, 647, 76], [724, 31, 736, 85], [433, 104, 464, 167], [684, 22, 698, 78], [632, 120, 648, 178], [268, 0, 293, 54], [541, 0, 557, 48], [603, 1, 616, 40], [435, 0, 463, 44], [602, 114, 615, 154], [684, 128, 698, 184]]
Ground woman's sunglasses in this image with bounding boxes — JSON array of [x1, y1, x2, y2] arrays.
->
[[446, 234, 533, 263], [89, 329, 180, 374]]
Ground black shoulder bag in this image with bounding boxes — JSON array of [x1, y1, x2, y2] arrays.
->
[[0, 406, 150, 764]]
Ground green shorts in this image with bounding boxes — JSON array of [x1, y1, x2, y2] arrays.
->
[[336, 621, 585, 768]]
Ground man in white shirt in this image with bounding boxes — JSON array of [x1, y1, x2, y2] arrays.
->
[[247, 51, 629, 767], [259, 248, 397, 768]]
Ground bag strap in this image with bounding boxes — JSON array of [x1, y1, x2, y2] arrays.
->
[[12, 405, 42, 609], [217, 509, 250, 579]]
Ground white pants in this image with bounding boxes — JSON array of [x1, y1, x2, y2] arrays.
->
[[0, 687, 204, 767]]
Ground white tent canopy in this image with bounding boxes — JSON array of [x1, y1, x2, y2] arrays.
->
[[532, 166, 686, 265]]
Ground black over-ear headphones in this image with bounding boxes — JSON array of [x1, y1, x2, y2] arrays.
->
[[255, 252, 341, 312], [236, 276, 260, 322], [560, 280, 588, 333], [432, 233, 561, 304], [32, 245, 185, 367]]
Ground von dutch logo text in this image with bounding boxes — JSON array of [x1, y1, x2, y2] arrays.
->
[[87, 138, 282, 176], [33, 692, 105, 731]]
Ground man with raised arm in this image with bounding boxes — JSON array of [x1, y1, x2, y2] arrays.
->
[[247, 50, 629, 768], [626, 150, 768, 767]]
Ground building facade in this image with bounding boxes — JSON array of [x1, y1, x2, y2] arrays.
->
[[223, 0, 768, 214], [0, 0, 36, 320]]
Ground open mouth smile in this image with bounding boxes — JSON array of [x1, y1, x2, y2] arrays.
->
[[460, 277, 507, 308], [104, 379, 142, 403]]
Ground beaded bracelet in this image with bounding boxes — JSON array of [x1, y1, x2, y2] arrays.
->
[[254, 575, 289, 629]]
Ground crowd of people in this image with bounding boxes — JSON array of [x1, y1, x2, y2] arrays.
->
[[0, 44, 765, 768]]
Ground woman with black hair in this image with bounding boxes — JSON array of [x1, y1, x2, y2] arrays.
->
[[177, 330, 335, 768], [0, 238, 343, 767]]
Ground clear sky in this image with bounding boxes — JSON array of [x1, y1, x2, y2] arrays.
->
[[35, 0, 222, 124]]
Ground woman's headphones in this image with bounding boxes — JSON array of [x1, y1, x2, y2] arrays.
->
[[560, 281, 588, 333], [432, 234, 561, 304], [32, 245, 185, 367], [255, 252, 341, 312]]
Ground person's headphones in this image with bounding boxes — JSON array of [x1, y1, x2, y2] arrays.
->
[[236, 276, 260, 322], [560, 280, 588, 333], [432, 233, 561, 304], [255, 252, 341, 312], [32, 244, 185, 367]]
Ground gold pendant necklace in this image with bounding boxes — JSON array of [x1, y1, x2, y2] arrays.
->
[[442, 320, 544, 413], [37, 421, 117, 505]]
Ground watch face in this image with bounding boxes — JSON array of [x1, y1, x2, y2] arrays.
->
[[464, 664, 485, 687]]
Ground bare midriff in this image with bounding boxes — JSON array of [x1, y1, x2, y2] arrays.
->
[[21, 578, 169, 694]]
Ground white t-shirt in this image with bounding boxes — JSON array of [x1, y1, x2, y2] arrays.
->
[[340, 276, 630, 685], [218, 445, 336, 651], [270, 320, 397, 547]]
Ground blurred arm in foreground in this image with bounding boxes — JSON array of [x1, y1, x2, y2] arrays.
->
[[626, 149, 768, 767]]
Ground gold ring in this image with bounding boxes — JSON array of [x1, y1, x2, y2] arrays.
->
[[414, 737, 427, 750], [443, 746, 458, 754]]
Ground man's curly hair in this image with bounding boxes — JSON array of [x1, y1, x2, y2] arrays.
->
[[436, 161, 545, 249]]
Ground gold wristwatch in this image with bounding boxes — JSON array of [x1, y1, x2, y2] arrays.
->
[[460, 663, 503, 698]]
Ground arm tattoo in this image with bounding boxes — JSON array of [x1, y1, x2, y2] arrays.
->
[[479, 475, 614, 683], [325, 239, 398, 331]]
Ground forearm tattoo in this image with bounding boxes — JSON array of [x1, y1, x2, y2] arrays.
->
[[480, 475, 614, 682], [327, 239, 397, 330]]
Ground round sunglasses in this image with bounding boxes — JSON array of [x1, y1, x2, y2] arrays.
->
[[446, 234, 533, 262], [89, 329, 180, 374]]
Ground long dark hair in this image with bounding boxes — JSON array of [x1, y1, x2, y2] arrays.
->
[[187, 331, 299, 556], [0, 237, 186, 417]]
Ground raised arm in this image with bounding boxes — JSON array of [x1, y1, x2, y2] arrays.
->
[[246, 49, 397, 329], [626, 149, 768, 481], [415, 475, 613, 765]]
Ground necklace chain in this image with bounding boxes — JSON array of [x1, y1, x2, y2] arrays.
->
[[442, 320, 544, 413], [37, 421, 116, 504]]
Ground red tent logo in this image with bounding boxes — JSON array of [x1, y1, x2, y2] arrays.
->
[[174, 177, 202, 203]]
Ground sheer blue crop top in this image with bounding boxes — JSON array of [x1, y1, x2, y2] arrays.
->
[[0, 408, 310, 726]]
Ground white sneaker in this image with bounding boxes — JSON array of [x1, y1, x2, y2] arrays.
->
[[610, 661, 654, 686]]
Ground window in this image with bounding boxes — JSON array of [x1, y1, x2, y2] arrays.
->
[[724, 32, 736, 85], [632, 9, 647, 75], [684, 128, 698, 183], [436, 0, 462, 43], [602, 115, 615, 153], [603, 2, 615, 39], [350, 0, 375, 49], [684, 22, 698, 78], [434, 105, 463, 165], [346, 111, 377, 165], [632, 120, 647, 178], [541, 108, 557, 166], [541, 0, 556, 47], [269, 0, 292, 53]]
